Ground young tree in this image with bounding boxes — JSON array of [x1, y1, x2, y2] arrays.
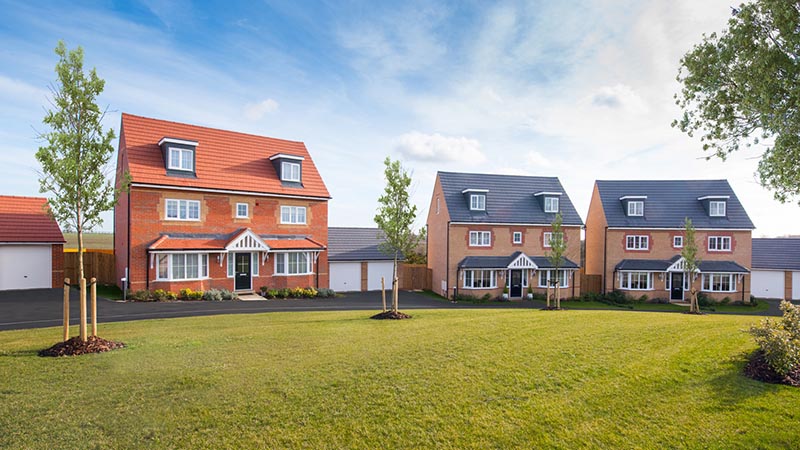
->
[[374, 157, 424, 312], [681, 217, 702, 313], [36, 41, 127, 341], [546, 213, 567, 309], [674, 0, 800, 204]]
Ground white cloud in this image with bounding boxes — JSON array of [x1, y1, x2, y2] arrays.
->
[[243, 98, 280, 121], [395, 131, 484, 164], [525, 150, 552, 168]]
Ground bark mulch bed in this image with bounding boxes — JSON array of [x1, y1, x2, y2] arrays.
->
[[743, 350, 800, 387], [370, 310, 412, 320], [541, 306, 563, 311], [38, 336, 125, 357]]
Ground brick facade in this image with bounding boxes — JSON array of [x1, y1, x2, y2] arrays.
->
[[51, 244, 64, 288]]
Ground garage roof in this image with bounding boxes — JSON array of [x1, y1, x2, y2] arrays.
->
[[0, 196, 65, 243], [328, 227, 399, 261], [753, 238, 800, 270]]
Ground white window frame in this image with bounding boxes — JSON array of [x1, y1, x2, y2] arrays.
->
[[709, 201, 726, 217], [280, 206, 307, 224], [619, 271, 653, 290], [156, 253, 209, 281], [167, 147, 194, 171], [544, 197, 559, 213], [469, 231, 491, 247], [673, 236, 683, 248], [463, 270, 497, 289], [628, 201, 644, 217], [236, 203, 249, 218], [281, 161, 301, 182], [543, 232, 563, 248], [274, 252, 314, 276], [165, 199, 201, 221], [708, 236, 731, 252], [252, 252, 259, 276], [227, 253, 234, 278], [538, 270, 568, 288], [512, 232, 522, 244], [702, 273, 736, 292], [626, 235, 649, 250], [470, 194, 486, 211]]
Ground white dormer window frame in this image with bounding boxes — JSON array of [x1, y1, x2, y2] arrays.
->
[[281, 161, 301, 182], [673, 235, 683, 248], [627, 201, 644, 217], [544, 197, 559, 213], [167, 147, 194, 172], [709, 201, 726, 217], [236, 203, 249, 218], [470, 194, 486, 211], [512, 231, 523, 244]]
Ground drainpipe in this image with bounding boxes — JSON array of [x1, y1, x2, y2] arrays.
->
[[571, 271, 575, 298], [742, 274, 746, 303], [127, 189, 131, 290], [145, 249, 150, 292], [602, 226, 608, 293], [446, 221, 451, 299]]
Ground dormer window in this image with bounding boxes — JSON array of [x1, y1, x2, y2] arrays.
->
[[544, 197, 559, 213], [470, 194, 485, 211], [628, 201, 644, 216], [620, 196, 647, 217], [709, 201, 726, 217], [269, 153, 305, 185], [159, 137, 198, 175]]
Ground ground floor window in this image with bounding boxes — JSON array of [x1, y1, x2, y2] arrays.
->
[[463, 270, 497, 289], [156, 253, 209, 281], [275, 252, 313, 275], [702, 273, 736, 292], [619, 271, 652, 290], [538, 270, 568, 288]]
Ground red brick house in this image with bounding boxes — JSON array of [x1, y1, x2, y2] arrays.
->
[[426, 172, 584, 300], [0, 195, 64, 290], [585, 180, 754, 302], [114, 114, 330, 293]]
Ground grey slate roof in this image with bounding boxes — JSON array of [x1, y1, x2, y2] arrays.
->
[[615, 257, 748, 273], [595, 180, 754, 229], [752, 238, 800, 270], [438, 171, 583, 225], [457, 253, 578, 269], [328, 227, 399, 261]]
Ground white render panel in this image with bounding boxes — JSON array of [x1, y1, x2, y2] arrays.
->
[[751, 270, 785, 299], [329, 262, 361, 292], [0, 245, 52, 290], [367, 262, 395, 291], [793, 272, 800, 300]]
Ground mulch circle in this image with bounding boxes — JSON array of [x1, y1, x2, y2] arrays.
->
[[743, 350, 800, 387], [370, 310, 412, 320], [541, 306, 563, 311], [38, 336, 125, 357]]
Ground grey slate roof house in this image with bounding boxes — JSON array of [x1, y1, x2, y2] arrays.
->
[[328, 227, 399, 292], [585, 179, 755, 302], [750, 238, 800, 300], [427, 171, 584, 300]]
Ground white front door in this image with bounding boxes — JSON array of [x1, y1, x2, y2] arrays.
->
[[0, 245, 52, 290]]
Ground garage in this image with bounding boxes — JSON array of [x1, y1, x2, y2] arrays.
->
[[751, 270, 784, 299], [752, 238, 800, 300], [328, 227, 403, 292], [0, 195, 65, 291], [329, 262, 361, 292]]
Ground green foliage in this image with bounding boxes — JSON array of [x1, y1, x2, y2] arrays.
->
[[674, 1, 800, 204], [502, 286, 509, 294], [128, 290, 151, 301], [681, 217, 702, 313], [202, 289, 224, 302], [403, 250, 427, 265], [152, 289, 169, 302], [179, 288, 204, 301], [749, 301, 800, 376], [316, 288, 336, 298]]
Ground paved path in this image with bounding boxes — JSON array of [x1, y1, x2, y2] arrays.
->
[[0, 288, 785, 331]]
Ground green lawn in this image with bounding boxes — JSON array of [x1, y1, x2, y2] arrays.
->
[[1, 310, 798, 448]]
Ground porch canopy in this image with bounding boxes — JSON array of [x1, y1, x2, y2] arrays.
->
[[457, 251, 578, 270], [615, 256, 749, 273], [148, 228, 325, 254]]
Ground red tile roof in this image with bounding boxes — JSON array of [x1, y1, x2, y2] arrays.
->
[[264, 238, 326, 250], [0, 196, 65, 243], [121, 113, 331, 199], [148, 236, 228, 251]]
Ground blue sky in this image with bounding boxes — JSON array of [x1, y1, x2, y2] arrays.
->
[[1, 0, 798, 236]]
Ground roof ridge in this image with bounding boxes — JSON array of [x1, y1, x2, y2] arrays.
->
[[0, 195, 48, 201], [596, 179, 729, 183], [122, 112, 306, 145], [438, 171, 558, 180]]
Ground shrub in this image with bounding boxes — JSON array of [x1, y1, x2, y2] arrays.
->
[[179, 288, 204, 300], [219, 289, 238, 300], [128, 290, 151, 301], [278, 288, 291, 299], [166, 291, 178, 300], [289, 287, 305, 298], [637, 294, 648, 303], [532, 292, 547, 301], [202, 289, 223, 302], [647, 297, 669, 304], [304, 287, 318, 298], [454, 293, 479, 302], [152, 289, 168, 302], [750, 296, 759, 307], [317, 288, 335, 298], [502, 286, 509, 294], [482, 293, 492, 302], [604, 290, 631, 305], [259, 286, 269, 293], [265, 289, 278, 299], [749, 301, 800, 376], [696, 291, 712, 307], [579, 291, 602, 302], [720, 296, 732, 305]]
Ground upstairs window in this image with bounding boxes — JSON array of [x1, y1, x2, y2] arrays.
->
[[168, 147, 194, 171], [626, 235, 649, 250], [708, 236, 731, 251], [543, 232, 563, 248], [512, 232, 523, 244], [281, 206, 307, 224], [709, 201, 726, 217], [627, 201, 644, 216], [165, 199, 200, 221], [470, 194, 486, 211], [544, 197, 559, 213], [236, 203, 249, 218], [282, 162, 301, 182], [469, 231, 491, 247], [673, 236, 683, 248]]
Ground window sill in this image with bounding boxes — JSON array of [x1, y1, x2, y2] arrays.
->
[[155, 277, 210, 282]]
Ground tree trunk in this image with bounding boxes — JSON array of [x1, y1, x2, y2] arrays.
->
[[393, 253, 399, 312], [77, 204, 87, 342], [546, 280, 551, 308]]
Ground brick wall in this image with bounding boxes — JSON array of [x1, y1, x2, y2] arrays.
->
[[51, 244, 64, 288], [426, 177, 450, 297], [584, 183, 607, 277]]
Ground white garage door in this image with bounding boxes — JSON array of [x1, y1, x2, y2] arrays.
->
[[793, 272, 800, 300], [751, 270, 785, 299], [0, 245, 52, 290], [330, 262, 361, 292], [367, 261, 395, 291]]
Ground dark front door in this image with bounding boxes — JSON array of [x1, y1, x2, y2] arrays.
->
[[670, 272, 684, 301], [235, 253, 251, 291], [510, 270, 523, 298]]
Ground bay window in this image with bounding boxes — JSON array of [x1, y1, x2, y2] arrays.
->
[[156, 253, 209, 280], [463, 270, 497, 289]]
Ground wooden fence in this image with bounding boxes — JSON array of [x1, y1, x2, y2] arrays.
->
[[580, 272, 602, 295], [64, 251, 116, 285], [398, 263, 432, 291]]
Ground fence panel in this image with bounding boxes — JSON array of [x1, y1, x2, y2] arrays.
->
[[580, 273, 602, 295], [399, 263, 432, 291], [64, 251, 116, 285]]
